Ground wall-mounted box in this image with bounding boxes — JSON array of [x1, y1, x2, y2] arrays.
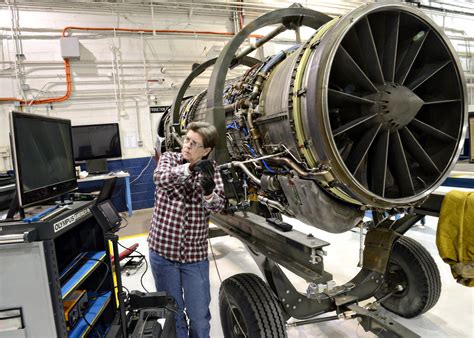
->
[[60, 37, 80, 60]]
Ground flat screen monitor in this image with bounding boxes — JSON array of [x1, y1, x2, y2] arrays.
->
[[71, 123, 122, 161], [10, 111, 77, 207]]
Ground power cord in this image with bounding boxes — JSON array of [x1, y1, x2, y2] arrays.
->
[[63, 255, 111, 336], [110, 155, 153, 200], [85, 257, 111, 299], [115, 284, 130, 298], [164, 306, 179, 315], [80, 312, 103, 338], [117, 216, 129, 231], [117, 241, 150, 293], [130, 156, 154, 185], [123, 258, 145, 276]]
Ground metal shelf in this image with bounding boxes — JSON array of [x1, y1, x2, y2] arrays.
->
[[61, 251, 107, 299], [68, 291, 112, 338]]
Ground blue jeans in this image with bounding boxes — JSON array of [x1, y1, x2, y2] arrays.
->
[[149, 250, 211, 338]]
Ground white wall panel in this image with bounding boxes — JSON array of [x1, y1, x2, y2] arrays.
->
[[0, 5, 241, 172]]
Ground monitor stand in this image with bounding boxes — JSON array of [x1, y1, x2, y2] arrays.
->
[[86, 158, 108, 174], [6, 191, 25, 220]]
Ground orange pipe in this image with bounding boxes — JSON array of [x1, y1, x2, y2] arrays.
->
[[1, 26, 262, 106], [0, 59, 71, 105]]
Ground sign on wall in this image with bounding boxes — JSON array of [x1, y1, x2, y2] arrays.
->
[[150, 106, 169, 114]]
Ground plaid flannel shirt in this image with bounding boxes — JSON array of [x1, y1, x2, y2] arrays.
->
[[148, 151, 225, 263]]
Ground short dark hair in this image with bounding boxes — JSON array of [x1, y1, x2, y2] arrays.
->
[[186, 121, 218, 149]]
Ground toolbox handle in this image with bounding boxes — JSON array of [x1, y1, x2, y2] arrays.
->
[[0, 232, 28, 244]]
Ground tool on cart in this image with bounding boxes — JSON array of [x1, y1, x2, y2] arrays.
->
[[63, 290, 88, 330]]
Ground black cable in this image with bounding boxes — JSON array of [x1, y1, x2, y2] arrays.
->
[[139, 257, 150, 294], [117, 216, 129, 231], [85, 257, 110, 299], [117, 284, 130, 296], [116, 241, 139, 255], [110, 284, 131, 304], [122, 256, 145, 276], [131, 304, 179, 316], [80, 312, 103, 338], [164, 306, 179, 315], [111, 185, 124, 199], [117, 241, 150, 293]]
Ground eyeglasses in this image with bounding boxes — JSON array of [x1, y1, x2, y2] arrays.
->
[[183, 136, 204, 149]]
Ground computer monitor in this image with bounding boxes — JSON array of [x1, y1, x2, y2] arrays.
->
[[71, 123, 122, 173], [10, 111, 77, 208]]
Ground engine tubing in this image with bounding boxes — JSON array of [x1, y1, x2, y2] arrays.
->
[[170, 55, 261, 133], [205, 7, 332, 164]]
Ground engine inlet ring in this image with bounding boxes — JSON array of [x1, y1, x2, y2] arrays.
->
[[304, 3, 467, 208]]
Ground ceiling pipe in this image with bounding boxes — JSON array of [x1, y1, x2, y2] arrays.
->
[[0, 25, 263, 105], [406, 0, 474, 17]]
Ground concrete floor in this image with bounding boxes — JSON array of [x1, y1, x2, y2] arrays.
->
[[453, 160, 474, 173], [118, 208, 152, 238], [118, 207, 474, 338]]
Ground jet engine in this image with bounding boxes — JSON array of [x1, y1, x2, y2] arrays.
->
[[160, 3, 468, 336], [164, 3, 467, 234]]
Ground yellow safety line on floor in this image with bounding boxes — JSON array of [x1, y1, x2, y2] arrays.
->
[[450, 171, 474, 178], [119, 232, 148, 240]]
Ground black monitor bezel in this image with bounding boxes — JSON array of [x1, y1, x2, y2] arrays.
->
[[94, 199, 121, 232], [71, 123, 122, 161], [10, 111, 78, 208]]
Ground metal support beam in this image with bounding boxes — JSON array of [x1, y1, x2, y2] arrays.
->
[[211, 212, 387, 319], [210, 212, 330, 282], [346, 303, 420, 338], [414, 191, 445, 217]]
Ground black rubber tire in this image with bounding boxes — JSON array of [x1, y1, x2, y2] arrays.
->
[[375, 236, 441, 318], [219, 273, 287, 338]]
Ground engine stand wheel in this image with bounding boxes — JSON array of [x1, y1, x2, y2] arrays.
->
[[375, 236, 441, 318], [219, 273, 287, 338]]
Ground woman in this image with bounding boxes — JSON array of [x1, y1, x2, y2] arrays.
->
[[148, 121, 225, 338]]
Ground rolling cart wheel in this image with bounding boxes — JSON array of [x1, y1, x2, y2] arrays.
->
[[375, 236, 441, 318], [219, 273, 287, 338]]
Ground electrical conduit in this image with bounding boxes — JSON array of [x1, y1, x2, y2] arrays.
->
[[0, 26, 263, 105]]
